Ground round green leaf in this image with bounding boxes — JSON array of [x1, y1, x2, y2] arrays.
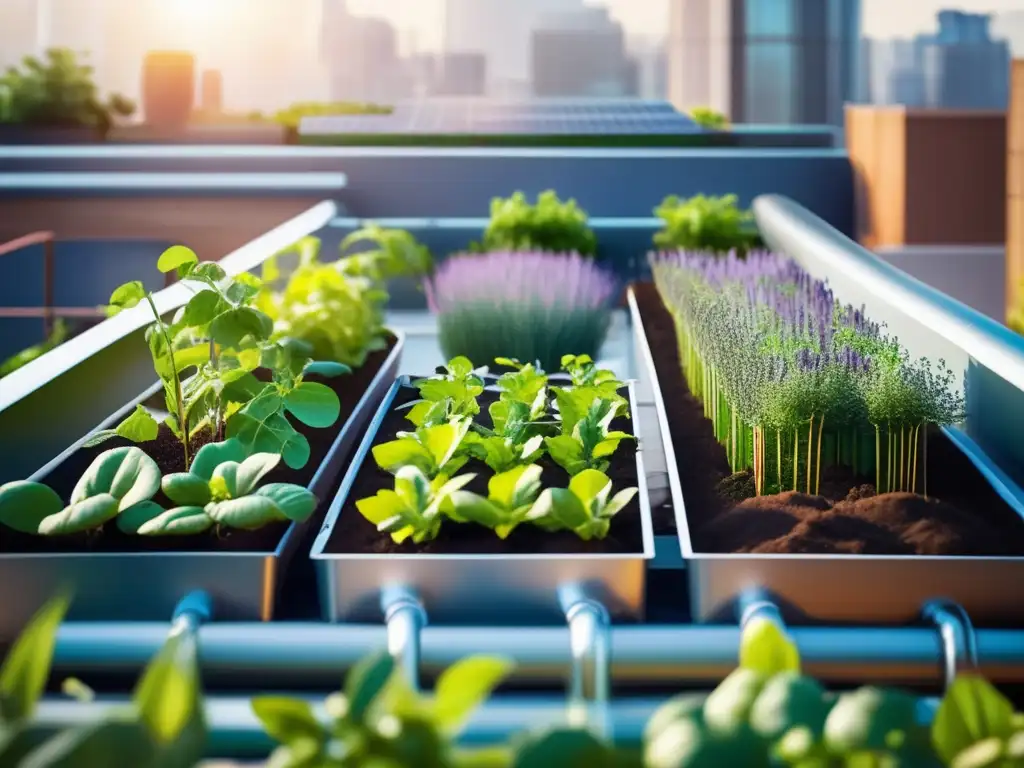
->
[[433, 656, 514, 733], [135, 507, 212, 536], [210, 307, 274, 348], [825, 687, 919, 754], [190, 262, 227, 284], [106, 281, 146, 315], [156, 245, 198, 274], [749, 673, 829, 741], [0, 481, 64, 534], [161, 473, 212, 506], [37, 494, 120, 535], [189, 438, 249, 480], [251, 697, 324, 744], [205, 496, 287, 530], [69, 447, 161, 511], [284, 382, 341, 428], [214, 453, 280, 498], [372, 438, 432, 474], [116, 501, 167, 534], [703, 668, 767, 737], [181, 289, 228, 327], [302, 361, 351, 378], [254, 484, 317, 523]]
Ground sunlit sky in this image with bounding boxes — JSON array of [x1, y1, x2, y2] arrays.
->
[[343, 0, 1024, 48]]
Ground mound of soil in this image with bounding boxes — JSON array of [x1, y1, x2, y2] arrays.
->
[[632, 282, 1024, 556]]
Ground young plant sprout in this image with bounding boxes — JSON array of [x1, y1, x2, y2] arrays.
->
[[530, 469, 638, 541], [356, 465, 475, 544], [448, 464, 544, 539], [372, 417, 473, 478], [652, 250, 964, 498], [401, 356, 485, 428], [544, 398, 634, 476], [116, 439, 317, 536]]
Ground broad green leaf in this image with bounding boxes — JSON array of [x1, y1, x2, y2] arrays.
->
[[933, 675, 1016, 765], [344, 652, 395, 724], [69, 446, 161, 511], [251, 696, 323, 744], [448, 492, 504, 528], [739, 616, 801, 676], [284, 382, 341, 428], [302, 361, 351, 378], [227, 402, 311, 471], [210, 307, 273, 348], [189, 439, 249, 480], [133, 631, 202, 744], [0, 592, 70, 722], [18, 716, 155, 768], [254, 484, 318, 523], [356, 490, 406, 526], [569, 469, 612, 505], [0, 481, 64, 534], [225, 275, 262, 306], [446, 356, 474, 378], [488, 465, 542, 509], [373, 438, 431, 475], [394, 465, 432, 512], [134, 506, 212, 536], [157, 245, 199, 274], [116, 500, 168, 534], [107, 281, 146, 315], [602, 487, 638, 518], [432, 656, 514, 733], [206, 497, 288, 530], [181, 290, 227, 327], [161, 473, 212, 506], [511, 728, 612, 768], [422, 419, 471, 470], [703, 667, 766, 737], [825, 687, 920, 754], [191, 262, 227, 284], [749, 673, 830, 741], [37, 494, 120, 535], [530, 488, 588, 530], [214, 453, 280, 497], [116, 405, 161, 443], [544, 435, 585, 475]]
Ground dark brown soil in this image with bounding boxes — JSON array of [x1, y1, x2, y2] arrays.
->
[[4, 337, 397, 555], [632, 282, 1024, 556], [323, 384, 644, 555]]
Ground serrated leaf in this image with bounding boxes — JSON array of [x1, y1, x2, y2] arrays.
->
[[0, 592, 70, 722], [284, 382, 341, 428], [69, 446, 161, 511], [0, 481, 64, 534], [134, 506, 212, 536], [37, 494, 120, 535], [115, 405, 160, 443], [157, 245, 199, 274], [432, 656, 514, 733]]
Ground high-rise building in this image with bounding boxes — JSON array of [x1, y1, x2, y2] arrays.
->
[[443, 0, 582, 95], [667, 0, 861, 125], [530, 6, 635, 97]]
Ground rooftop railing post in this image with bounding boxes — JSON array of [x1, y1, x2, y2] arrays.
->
[[42, 235, 55, 337], [560, 585, 611, 738]]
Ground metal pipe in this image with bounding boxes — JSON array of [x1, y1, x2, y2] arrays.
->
[[923, 600, 979, 691], [48, 622, 1024, 686], [382, 586, 427, 690], [560, 586, 611, 736]]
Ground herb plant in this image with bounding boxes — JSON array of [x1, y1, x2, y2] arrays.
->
[[545, 398, 633, 476], [0, 447, 161, 535], [372, 418, 473, 478], [448, 464, 545, 539], [356, 465, 476, 544], [477, 190, 598, 256], [117, 439, 317, 536], [652, 250, 964, 499], [402, 356, 486, 428], [425, 251, 618, 372], [252, 650, 513, 767], [653, 194, 763, 254], [530, 469, 637, 541]]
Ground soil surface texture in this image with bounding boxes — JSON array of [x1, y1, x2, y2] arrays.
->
[[5, 336, 396, 555], [323, 384, 645, 555], [632, 282, 1024, 556]]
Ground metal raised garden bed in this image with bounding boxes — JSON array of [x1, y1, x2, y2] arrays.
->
[[311, 375, 656, 625], [632, 194, 1024, 626]]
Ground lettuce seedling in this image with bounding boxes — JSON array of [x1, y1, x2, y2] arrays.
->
[[402, 356, 485, 428], [545, 398, 633, 475], [117, 439, 316, 535], [448, 464, 544, 539], [555, 354, 630, 424], [372, 417, 472, 478], [494, 357, 549, 406], [355, 465, 475, 544], [252, 650, 511, 768], [530, 469, 637, 541], [464, 399, 546, 473], [0, 447, 160, 535]]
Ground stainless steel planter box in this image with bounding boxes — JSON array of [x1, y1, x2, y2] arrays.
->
[[629, 281, 1024, 626], [0, 332, 404, 636], [312, 375, 655, 624]]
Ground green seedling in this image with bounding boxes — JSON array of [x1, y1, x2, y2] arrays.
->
[[448, 464, 544, 539], [372, 418, 472, 478], [545, 398, 633, 476], [402, 356, 485, 428], [529, 468, 637, 541]]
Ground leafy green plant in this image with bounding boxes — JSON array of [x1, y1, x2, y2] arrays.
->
[[356, 465, 476, 544], [252, 650, 513, 767], [116, 439, 317, 536], [403, 356, 485, 428], [476, 190, 598, 257], [447, 464, 544, 539], [0, 319, 70, 379], [545, 398, 633, 476], [689, 107, 730, 130], [372, 418, 473, 478], [529, 468, 637, 541], [0, 447, 161, 535], [653, 194, 763, 254], [0, 593, 205, 768], [0, 48, 134, 133]]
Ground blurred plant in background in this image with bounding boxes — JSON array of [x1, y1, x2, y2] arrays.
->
[[0, 319, 69, 379], [425, 250, 617, 372], [0, 48, 134, 134], [654, 194, 763, 254], [689, 106, 730, 130], [475, 190, 599, 257]]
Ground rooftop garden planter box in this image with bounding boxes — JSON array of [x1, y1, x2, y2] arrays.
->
[[628, 261, 1024, 625], [0, 332, 403, 636], [312, 356, 655, 624]]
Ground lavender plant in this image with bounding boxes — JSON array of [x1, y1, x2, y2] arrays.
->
[[652, 250, 964, 499], [425, 251, 618, 373]]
